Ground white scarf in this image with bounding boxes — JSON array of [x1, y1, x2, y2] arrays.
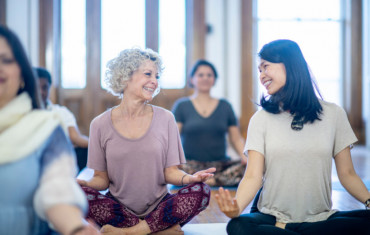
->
[[0, 93, 60, 164]]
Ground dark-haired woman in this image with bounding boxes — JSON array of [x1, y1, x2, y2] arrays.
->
[[216, 39, 370, 234], [172, 59, 246, 187], [0, 26, 99, 235]]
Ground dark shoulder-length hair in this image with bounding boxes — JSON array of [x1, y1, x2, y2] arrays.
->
[[258, 39, 322, 124], [0, 25, 41, 109], [188, 59, 218, 88]]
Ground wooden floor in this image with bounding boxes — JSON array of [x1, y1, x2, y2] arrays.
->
[[179, 145, 370, 224]]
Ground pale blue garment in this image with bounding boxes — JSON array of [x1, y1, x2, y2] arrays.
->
[[0, 126, 74, 235]]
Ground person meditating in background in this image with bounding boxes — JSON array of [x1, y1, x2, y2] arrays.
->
[[216, 39, 370, 234], [0, 25, 99, 235], [35, 67, 89, 172], [172, 59, 246, 187], [77, 48, 216, 235]]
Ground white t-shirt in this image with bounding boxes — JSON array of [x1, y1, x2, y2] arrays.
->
[[245, 100, 357, 223], [46, 100, 77, 136]]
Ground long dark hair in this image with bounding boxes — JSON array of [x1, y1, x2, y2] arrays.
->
[[258, 39, 322, 124], [0, 25, 41, 109]]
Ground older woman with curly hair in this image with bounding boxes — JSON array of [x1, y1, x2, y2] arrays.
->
[[77, 48, 215, 235]]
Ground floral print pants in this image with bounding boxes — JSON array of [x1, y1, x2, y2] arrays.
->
[[81, 182, 210, 233]]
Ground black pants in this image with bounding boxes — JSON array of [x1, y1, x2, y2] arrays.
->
[[250, 187, 262, 213], [227, 210, 370, 235], [74, 147, 88, 173]]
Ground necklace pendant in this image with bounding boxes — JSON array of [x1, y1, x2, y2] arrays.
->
[[291, 116, 304, 131]]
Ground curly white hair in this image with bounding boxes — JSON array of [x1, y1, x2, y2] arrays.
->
[[105, 48, 163, 97]]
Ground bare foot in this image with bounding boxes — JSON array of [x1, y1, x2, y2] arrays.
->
[[275, 222, 286, 229], [205, 177, 216, 186], [100, 224, 124, 235], [152, 224, 184, 235], [100, 221, 151, 235]]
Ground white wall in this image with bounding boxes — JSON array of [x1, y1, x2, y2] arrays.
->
[[225, 0, 242, 118], [364, 0, 370, 148], [205, 0, 241, 117], [205, 0, 242, 159], [6, 0, 39, 66], [206, 0, 225, 100]]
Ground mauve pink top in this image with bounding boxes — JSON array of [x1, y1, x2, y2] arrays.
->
[[87, 105, 186, 217]]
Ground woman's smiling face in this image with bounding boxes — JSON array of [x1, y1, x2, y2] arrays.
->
[[125, 60, 159, 102], [258, 59, 286, 95]]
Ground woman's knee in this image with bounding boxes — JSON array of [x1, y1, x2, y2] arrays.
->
[[179, 182, 210, 196], [178, 182, 211, 211], [81, 185, 100, 196], [227, 217, 248, 235]]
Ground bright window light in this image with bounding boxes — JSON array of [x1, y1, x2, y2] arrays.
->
[[101, 0, 146, 89], [61, 0, 86, 89], [158, 0, 186, 89], [257, 0, 342, 106]]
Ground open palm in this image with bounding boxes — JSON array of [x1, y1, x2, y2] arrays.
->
[[215, 187, 240, 218]]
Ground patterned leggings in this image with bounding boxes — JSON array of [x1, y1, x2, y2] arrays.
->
[[81, 182, 210, 233], [182, 160, 246, 186]]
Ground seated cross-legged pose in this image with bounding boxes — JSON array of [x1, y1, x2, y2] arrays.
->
[[77, 48, 215, 235], [172, 59, 246, 187], [216, 39, 370, 235], [0, 25, 99, 235]]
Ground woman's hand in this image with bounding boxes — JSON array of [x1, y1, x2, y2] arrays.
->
[[240, 155, 248, 165], [188, 167, 216, 183], [69, 219, 100, 235], [76, 179, 88, 187], [76, 170, 109, 191], [215, 187, 240, 219]]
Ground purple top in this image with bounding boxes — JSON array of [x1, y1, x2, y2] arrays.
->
[[87, 105, 186, 217]]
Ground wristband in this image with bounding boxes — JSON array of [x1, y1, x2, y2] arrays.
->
[[365, 198, 370, 210], [181, 174, 188, 186]]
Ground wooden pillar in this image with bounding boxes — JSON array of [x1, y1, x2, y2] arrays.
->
[[345, 0, 364, 144], [186, 0, 206, 69], [240, 0, 255, 138], [39, 0, 59, 103], [85, 0, 101, 128]]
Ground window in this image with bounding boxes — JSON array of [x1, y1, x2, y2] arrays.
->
[[257, 0, 343, 105], [101, 0, 146, 89], [60, 0, 186, 90], [61, 0, 86, 89], [158, 0, 186, 88]]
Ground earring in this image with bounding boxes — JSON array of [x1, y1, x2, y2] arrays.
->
[[20, 81, 25, 89]]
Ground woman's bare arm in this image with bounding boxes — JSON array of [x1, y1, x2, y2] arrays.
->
[[77, 170, 109, 191], [335, 147, 370, 204]]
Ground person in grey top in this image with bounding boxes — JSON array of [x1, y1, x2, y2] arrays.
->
[[173, 60, 246, 187], [216, 39, 370, 234]]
